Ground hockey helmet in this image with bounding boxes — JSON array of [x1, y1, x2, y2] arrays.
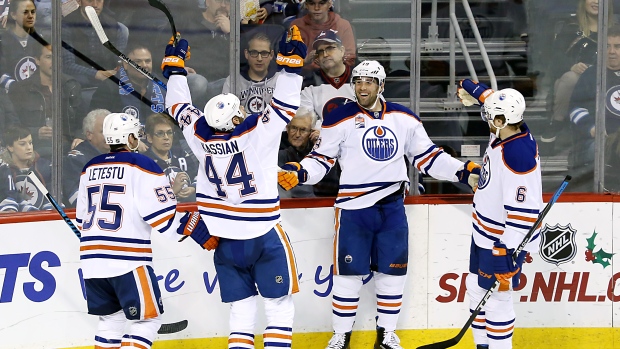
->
[[482, 88, 525, 125], [204, 93, 244, 132], [103, 113, 142, 145], [351, 60, 386, 87]]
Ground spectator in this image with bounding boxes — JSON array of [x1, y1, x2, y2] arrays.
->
[[290, 0, 355, 68], [89, 43, 165, 123], [0, 124, 51, 211], [0, 0, 41, 91], [300, 29, 354, 126], [0, 0, 9, 28], [0, 93, 19, 147], [223, 31, 279, 114], [172, 0, 231, 107], [568, 25, 620, 192], [62, 0, 127, 87], [63, 109, 110, 207], [541, 0, 614, 152], [142, 113, 197, 202], [278, 107, 339, 198], [8, 42, 83, 159]]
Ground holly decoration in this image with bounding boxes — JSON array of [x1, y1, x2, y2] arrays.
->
[[585, 230, 614, 268]]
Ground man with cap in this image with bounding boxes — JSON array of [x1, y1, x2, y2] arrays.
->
[[300, 29, 355, 128]]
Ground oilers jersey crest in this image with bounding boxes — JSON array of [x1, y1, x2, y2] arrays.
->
[[472, 124, 543, 251], [300, 101, 464, 210], [166, 72, 302, 239]]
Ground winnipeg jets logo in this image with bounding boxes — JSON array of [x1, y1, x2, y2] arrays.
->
[[247, 95, 264, 114], [15, 57, 37, 81], [362, 126, 398, 161], [606, 85, 620, 116]]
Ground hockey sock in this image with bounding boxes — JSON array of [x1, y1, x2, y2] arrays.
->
[[264, 295, 294, 348], [95, 310, 125, 349], [466, 274, 489, 346], [229, 296, 258, 349], [374, 273, 406, 331], [332, 274, 364, 333], [123, 318, 161, 349]]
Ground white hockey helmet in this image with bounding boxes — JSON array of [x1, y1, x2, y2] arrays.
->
[[204, 93, 244, 132], [482, 88, 526, 124], [102, 113, 142, 145], [352, 60, 386, 87]]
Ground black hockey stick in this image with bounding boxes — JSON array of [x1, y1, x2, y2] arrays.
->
[[416, 175, 571, 349], [28, 30, 156, 110], [147, 0, 179, 46], [26, 171, 189, 335], [84, 6, 168, 91]]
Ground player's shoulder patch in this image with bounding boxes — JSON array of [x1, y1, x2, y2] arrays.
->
[[322, 102, 359, 127], [385, 103, 421, 122], [501, 135, 537, 173]]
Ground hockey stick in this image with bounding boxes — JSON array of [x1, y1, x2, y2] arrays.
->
[[416, 175, 572, 349], [147, 0, 179, 46], [26, 171, 189, 335], [28, 30, 157, 110], [84, 6, 168, 91]]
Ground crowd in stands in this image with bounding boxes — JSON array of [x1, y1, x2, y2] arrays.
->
[[3, 0, 619, 213]]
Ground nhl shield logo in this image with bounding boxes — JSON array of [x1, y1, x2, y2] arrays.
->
[[539, 223, 577, 266]]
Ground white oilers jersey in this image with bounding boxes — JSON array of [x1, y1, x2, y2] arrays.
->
[[166, 72, 301, 239], [76, 151, 182, 278], [472, 124, 543, 251], [300, 66, 355, 126], [301, 101, 464, 210]]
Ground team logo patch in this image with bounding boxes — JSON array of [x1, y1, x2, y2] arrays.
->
[[362, 126, 398, 161], [539, 223, 577, 266], [247, 95, 265, 114], [122, 106, 138, 119], [129, 306, 138, 317], [477, 153, 491, 190], [605, 85, 620, 116], [14, 174, 44, 209], [355, 115, 365, 129], [275, 276, 283, 284], [216, 101, 225, 109], [344, 255, 353, 263], [15, 56, 37, 81]]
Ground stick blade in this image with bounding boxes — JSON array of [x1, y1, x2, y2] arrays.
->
[[157, 319, 188, 334], [416, 337, 458, 349], [84, 6, 109, 44]]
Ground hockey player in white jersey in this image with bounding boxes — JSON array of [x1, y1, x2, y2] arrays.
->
[[162, 26, 306, 349], [75, 112, 217, 349], [278, 60, 481, 349], [458, 79, 543, 349]]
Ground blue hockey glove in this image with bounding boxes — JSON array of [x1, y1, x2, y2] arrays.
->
[[492, 241, 520, 291], [456, 160, 481, 191], [177, 211, 219, 250], [458, 79, 494, 106], [161, 35, 190, 79], [276, 25, 307, 74], [278, 162, 308, 190]]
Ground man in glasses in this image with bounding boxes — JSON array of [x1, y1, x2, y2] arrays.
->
[[278, 60, 479, 349], [300, 30, 355, 127], [223, 32, 278, 115], [291, 0, 356, 68], [142, 113, 197, 202]]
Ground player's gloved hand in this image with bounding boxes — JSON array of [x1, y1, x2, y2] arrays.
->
[[276, 25, 307, 74], [177, 211, 219, 250], [161, 35, 190, 79], [456, 160, 481, 191], [458, 79, 494, 106], [278, 162, 308, 190], [492, 241, 520, 291]]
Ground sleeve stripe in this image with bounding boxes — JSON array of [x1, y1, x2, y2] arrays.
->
[[413, 145, 437, 162], [423, 149, 443, 173], [472, 212, 504, 235], [271, 97, 298, 113], [416, 149, 440, 171], [271, 104, 293, 123], [143, 205, 176, 221], [506, 214, 537, 223], [150, 213, 175, 229]]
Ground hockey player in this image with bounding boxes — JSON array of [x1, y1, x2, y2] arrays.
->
[[278, 60, 480, 349], [458, 79, 543, 349], [75, 112, 217, 349], [162, 26, 306, 348]]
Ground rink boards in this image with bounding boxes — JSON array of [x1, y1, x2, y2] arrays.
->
[[0, 198, 619, 348]]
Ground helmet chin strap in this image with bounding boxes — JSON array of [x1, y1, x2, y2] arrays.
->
[[489, 120, 507, 138], [128, 136, 140, 152]]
